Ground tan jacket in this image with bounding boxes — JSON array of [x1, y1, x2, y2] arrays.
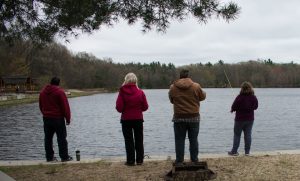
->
[[169, 78, 206, 118]]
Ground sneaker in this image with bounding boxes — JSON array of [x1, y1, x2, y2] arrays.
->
[[173, 162, 184, 166], [191, 159, 199, 163], [228, 151, 239, 156], [245, 153, 250, 156], [61, 156, 73, 162], [125, 162, 135, 166], [47, 157, 58, 162], [136, 162, 143, 165]]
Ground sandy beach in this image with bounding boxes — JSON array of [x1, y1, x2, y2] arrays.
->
[[1, 151, 300, 181]]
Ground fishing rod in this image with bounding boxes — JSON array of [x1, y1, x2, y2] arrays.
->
[[223, 69, 235, 97]]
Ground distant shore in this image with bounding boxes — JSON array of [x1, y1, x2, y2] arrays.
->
[[0, 150, 299, 181], [0, 88, 111, 107]]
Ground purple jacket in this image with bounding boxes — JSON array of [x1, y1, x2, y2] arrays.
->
[[231, 94, 258, 121]]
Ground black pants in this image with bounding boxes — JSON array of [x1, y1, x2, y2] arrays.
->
[[43, 117, 69, 161], [121, 121, 144, 164]]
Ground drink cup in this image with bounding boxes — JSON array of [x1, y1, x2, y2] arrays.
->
[[76, 150, 80, 161]]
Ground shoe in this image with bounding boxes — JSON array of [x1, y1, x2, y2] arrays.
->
[[61, 156, 73, 162], [228, 151, 239, 156], [136, 162, 143, 165], [47, 157, 58, 162], [173, 162, 184, 166], [245, 153, 250, 156], [125, 162, 135, 166], [191, 159, 199, 163]]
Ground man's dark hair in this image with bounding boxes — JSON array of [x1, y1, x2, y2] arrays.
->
[[180, 69, 189, 79], [50, 77, 60, 86]]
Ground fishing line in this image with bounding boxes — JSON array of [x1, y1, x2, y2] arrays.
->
[[223, 69, 235, 97]]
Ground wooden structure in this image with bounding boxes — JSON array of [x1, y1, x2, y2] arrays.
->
[[0, 75, 38, 93], [0, 77, 4, 92], [165, 162, 217, 181]]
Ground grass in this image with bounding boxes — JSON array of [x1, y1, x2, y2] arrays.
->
[[67, 91, 97, 98], [0, 89, 110, 108], [1, 154, 300, 181], [0, 96, 38, 107]]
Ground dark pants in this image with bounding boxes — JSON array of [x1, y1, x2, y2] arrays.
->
[[121, 121, 144, 164], [43, 117, 69, 161], [174, 122, 200, 163], [231, 121, 254, 154]]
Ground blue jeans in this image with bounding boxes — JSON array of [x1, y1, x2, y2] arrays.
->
[[174, 122, 200, 163], [231, 121, 254, 154]]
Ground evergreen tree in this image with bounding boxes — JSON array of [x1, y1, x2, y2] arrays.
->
[[1, 0, 239, 43]]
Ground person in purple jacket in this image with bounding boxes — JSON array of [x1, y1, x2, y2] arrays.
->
[[228, 81, 258, 156]]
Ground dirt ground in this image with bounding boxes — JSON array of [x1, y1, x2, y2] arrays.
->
[[1, 154, 300, 181]]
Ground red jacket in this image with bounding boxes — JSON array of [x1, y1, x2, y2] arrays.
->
[[39, 85, 71, 123], [116, 83, 148, 121]]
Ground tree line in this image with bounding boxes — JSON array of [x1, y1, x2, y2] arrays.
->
[[1, 41, 300, 89]]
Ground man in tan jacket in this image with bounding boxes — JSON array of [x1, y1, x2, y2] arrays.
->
[[169, 69, 206, 164]]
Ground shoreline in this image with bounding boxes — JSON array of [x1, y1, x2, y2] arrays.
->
[[0, 88, 110, 107], [0, 150, 300, 181], [1, 149, 300, 167]]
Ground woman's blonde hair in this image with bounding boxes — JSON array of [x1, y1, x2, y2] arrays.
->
[[123, 73, 138, 86], [240, 81, 254, 95]]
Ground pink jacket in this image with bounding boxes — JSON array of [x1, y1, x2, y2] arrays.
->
[[116, 83, 148, 121]]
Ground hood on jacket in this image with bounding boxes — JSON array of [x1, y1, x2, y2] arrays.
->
[[174, 78, 194, 90], [42, 85, 61, 95], [120, 83, 139, 95]]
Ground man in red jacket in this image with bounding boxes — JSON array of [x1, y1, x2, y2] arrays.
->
[[39, 77, 72, 162]]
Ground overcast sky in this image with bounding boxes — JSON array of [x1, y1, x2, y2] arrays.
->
[[60, 0, 300, 65]]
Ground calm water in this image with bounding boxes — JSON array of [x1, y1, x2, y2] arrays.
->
[[0, 89, 300, 160]]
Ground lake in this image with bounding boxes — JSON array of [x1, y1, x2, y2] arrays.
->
[[0, 88, 300, 160]]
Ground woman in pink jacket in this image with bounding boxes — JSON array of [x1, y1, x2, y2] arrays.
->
[[116, 73, 149, 166]]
